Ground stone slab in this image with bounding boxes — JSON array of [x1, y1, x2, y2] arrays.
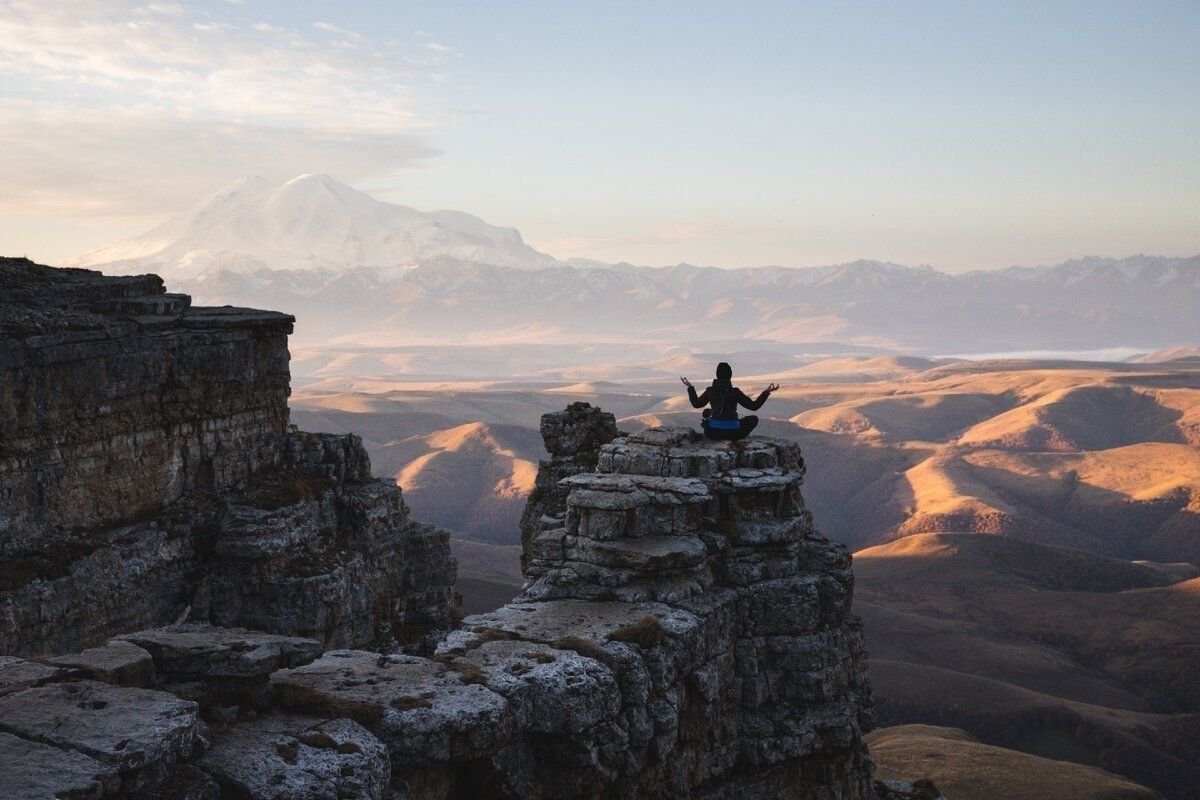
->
[[0, 731, 119, 800], [0, 679, 201, 773], [596, 429, 803, 481], [448, 599, 700, 648], [561, 473, 711, 500], [714, 468, 800, 492], [48, 640, 156, 687], [120, 624, 322, 679], [459, 639, 621, 734], [566, 533, 709, 572], [0, 656, 71, 697]]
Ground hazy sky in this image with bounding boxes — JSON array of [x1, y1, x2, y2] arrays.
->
[[1, 0, 1197, 270]]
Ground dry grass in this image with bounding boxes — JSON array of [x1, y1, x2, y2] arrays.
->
[[447, 661, 488, 685], [551, 636, 608, 661], [469, 627, 520, 644], [867, 725, 1159, 800], [389, 695, 433, 711], [858, 533, 1200, 798], [606, 615, 666, 649]]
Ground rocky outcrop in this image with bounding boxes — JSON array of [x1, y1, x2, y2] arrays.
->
[[0, 258, 454, 655], [1, 259, 888, 798], [0, 261, 291, 539], [518, 401, 619, 570], [255, 427, 875, 798], [2, 424, 881, 798]]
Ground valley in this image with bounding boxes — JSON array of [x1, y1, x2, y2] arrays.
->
[[291, 350, 1200, 799]]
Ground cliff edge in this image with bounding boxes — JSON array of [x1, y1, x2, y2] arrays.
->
[[0, 256, 454, 654]]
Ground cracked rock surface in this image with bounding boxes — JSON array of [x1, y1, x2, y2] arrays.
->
[[199, 715, 390, 800], [0, 731, 120, 800]]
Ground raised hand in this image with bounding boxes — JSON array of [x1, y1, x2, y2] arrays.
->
[[765, 382, 780, 393], [680, 376, 693, 388]]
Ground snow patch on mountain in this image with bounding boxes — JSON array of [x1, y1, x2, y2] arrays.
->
[[68, 174, 560, 278]]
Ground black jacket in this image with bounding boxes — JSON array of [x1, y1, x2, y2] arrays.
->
[[687, 381, 770, 420]]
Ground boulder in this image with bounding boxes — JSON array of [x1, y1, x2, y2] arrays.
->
[[120, 625, 322, 680]]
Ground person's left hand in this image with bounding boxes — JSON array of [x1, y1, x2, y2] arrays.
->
[[681, 376, 693, 388], [765, 382, 780, 393]]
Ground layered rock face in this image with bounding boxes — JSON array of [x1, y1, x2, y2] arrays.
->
[[0, 258, 453, 655], [0, 260, 291, 538], [499, 424, 876, 797], [518, 401, 619, 570]]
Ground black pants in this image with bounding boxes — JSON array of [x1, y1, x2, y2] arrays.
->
[[702, 415, 758, 441]]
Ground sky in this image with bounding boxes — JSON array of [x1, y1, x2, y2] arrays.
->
[[1, 0, 1197, 271]]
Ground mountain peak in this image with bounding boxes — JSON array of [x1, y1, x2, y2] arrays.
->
[[69, 174, 560, 277], [279, 173, 356, 196], [289, 172, 335, 183]]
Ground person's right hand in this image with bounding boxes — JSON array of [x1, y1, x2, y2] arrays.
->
[[680, 377, 693, 388], [765, 382, 780, 393]]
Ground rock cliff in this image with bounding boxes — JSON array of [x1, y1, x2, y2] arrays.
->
[[0, 259, 893, 799], [0, 257, 454, 654]]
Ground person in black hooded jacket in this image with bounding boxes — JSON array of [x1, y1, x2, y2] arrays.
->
[[681, 362, 779, 441]]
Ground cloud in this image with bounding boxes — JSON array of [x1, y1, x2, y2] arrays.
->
[[146, 3, 186, 15], [312, 21, 360, 38], [0, 0, 442, 217], [0, 101, 437, 218]]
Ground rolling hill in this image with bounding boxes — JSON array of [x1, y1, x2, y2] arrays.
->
[[856, 533, 1200, 798], [375, 422, 542, 544], [867, 725, 1159, 800], [291, 357, 1200, 560]]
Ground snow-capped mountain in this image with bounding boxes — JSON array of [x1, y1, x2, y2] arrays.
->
[[68, 174, 559, 278], [65, 175, 1199, 355]]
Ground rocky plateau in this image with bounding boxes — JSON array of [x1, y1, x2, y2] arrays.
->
[[0, 258, 928, 799]]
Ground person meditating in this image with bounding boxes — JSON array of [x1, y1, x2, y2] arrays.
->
[[681, 362, 780, 441]]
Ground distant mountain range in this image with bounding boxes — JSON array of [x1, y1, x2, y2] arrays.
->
[[69, 174, 1199, 354]]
